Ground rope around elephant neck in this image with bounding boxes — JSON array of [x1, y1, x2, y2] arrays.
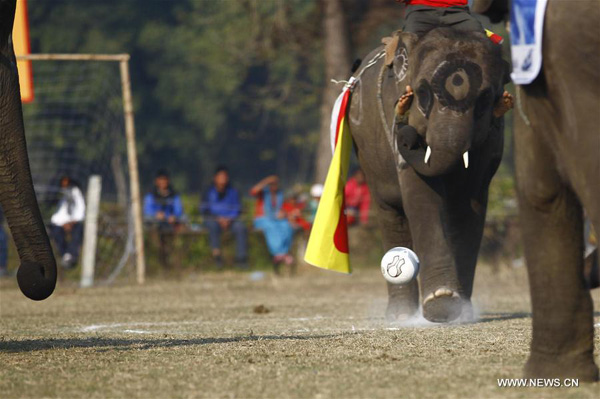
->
[[376, 60, 406, 168], [330, 51, 385, 90], [329, 50, 404, 168], [376, 61, 395, 139]]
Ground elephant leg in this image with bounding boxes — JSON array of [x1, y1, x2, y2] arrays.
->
[[444, 150, 500, 320], [443, 196, 487, 321], [399, 167, 462, 322], [0, 0, 57, 300], [515, 117, 599, 381], [374, 200, 419, 322]]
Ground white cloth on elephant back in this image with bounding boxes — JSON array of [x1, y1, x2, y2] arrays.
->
[[510, 0, 548, 84], [330, 77, 357, 155]]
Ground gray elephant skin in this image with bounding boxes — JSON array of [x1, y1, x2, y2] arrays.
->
[[349, 28, 506, 323], [0, 0, 57, 300], [477, 0, 599, 382]]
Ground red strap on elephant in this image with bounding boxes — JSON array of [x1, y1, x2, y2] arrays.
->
[[397, 0, 468, 7]]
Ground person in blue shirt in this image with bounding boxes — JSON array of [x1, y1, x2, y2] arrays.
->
[[144, 170, 184, 227], [144, 170, 184, 267], [200, 166, 247, 268]]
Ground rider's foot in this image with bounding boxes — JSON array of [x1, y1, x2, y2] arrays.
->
[[395, 85, 414, 117], [493, 91, 514, 118]]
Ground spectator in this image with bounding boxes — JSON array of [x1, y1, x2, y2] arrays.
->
[[143, 170, 184, 267], [144, 170, 184, 227], [345, 169, 371, 226], [50, 175, 85, 269], [250, 175, 294, 269], [0, 205, 8, 277], [282, 191, 311, 233], [201, 166, 247, 268]]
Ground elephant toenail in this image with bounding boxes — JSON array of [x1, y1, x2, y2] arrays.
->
[[434, 287, 454, 298]]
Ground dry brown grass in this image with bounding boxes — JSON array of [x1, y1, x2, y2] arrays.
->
[[1, 264, 599, 399]]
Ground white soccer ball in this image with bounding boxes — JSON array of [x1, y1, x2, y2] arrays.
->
[[380, 247, 420, 285]]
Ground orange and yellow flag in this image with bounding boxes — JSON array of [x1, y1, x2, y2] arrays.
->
[[13, 0, 34, 103], [304, 87, 352, 274]]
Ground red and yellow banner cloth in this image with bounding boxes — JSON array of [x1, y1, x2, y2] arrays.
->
[[304, 79, 355, 274], [14, 0, 34, 103], [485, 29, 503, 45]]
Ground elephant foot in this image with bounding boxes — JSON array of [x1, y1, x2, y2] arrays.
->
[[525, 351, 599, 382], [17, 261, 57, 301], [385, 299, 419, 323], [385, 280, 419, 323], [422, 287, 462, 323]]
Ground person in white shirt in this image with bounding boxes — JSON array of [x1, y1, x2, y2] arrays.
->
[[50, 176, 86, 269]]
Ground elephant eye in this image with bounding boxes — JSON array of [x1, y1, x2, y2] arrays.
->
[[416, 79, 433, 118], [474, 88, 493, 119]]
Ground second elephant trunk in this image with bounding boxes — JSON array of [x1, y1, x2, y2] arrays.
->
[[0, 5, 57, 301]]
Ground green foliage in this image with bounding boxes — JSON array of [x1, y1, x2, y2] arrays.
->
[[27, 0, 323, 193], [25, 1, 517, 221]]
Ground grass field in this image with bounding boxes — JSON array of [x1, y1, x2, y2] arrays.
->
[[1, 264, 599, 399]]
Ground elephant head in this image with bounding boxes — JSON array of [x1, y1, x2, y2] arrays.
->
[[395, 28, 506, 176], [0, 0, 57, 300]]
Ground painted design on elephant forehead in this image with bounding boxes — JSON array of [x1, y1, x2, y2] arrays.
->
[[394, 47, 409, 83], [431, 60, 450, 82], [431, 57, 482, 113]]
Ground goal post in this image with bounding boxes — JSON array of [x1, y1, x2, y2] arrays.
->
[[17, 53, 146, 284], [81, 175, 101, 288]]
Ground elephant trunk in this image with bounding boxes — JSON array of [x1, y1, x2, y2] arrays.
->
[[397, 123, 472, 177], [0, 10, 57, 300]]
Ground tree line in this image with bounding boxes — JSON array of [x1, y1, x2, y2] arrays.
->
[[27, 0, 512, 199]]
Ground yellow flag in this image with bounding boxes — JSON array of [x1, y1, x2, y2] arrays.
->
[[304, 88, 352, 274]]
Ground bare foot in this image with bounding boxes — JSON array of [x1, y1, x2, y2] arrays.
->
[[493, 91, 514, 118], [395, 85, 414, 116]]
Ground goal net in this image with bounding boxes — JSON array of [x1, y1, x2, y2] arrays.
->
[[19, 55, 137, 283]]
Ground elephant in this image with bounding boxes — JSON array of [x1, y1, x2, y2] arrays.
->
[[474, 0, 600, 382], [348, 27, 507, 323], [0, 0, 57, 300]]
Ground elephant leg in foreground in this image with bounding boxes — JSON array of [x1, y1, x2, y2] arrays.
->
[[513, 0, 600, 381], [0, 0, 57, 300], [516, 138, 597, 380]]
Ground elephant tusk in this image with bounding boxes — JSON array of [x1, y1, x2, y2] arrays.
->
[[463, 151, 469, 168], [424, 146, 432, 164]]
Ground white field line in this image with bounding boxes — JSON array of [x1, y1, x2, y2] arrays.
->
[[73, 315, 600, 335], [79, 320, 206, 332], [73, 314, 446, 335], [74, 317, 393, 335]]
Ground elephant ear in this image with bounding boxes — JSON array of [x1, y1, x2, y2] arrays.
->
[[390, 31, 418, 85]]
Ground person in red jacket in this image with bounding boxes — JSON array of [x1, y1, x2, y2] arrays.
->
[[345, 169, 371, 226], [395, 0, 514, 120], [282, 195, 311, 233]]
